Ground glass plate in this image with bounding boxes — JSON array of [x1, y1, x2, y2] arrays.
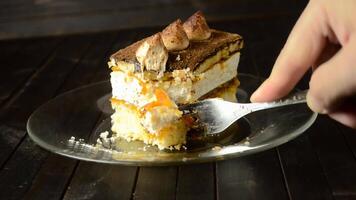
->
[[27, 74, 317, 166]]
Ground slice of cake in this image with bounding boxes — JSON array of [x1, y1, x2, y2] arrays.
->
[[108, 11, 243, 150]]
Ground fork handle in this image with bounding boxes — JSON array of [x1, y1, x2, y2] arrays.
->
[[248, 89, 308, 112]]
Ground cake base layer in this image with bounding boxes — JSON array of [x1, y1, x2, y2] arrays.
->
[[111, 78, 239, 150], [111, 101, 187, 150]]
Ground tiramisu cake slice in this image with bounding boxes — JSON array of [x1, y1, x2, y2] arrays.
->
[[108, 11, 243, 150]]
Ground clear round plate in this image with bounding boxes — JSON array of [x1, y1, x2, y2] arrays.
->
[[27, 74, 317, 166]]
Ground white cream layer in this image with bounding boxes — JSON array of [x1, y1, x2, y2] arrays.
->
[[110, 72, 154, 107], [192, 52, 240, 100], [110, 51, 240, 105]]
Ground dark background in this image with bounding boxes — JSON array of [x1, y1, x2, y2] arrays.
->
[[1, 0, 304, 40], [1, 0, 356, 199]]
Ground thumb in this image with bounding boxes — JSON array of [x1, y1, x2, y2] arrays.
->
[[307, 37, 356, 114]]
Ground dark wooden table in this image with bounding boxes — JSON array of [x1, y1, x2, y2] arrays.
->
[[1, 4, 356, 200]]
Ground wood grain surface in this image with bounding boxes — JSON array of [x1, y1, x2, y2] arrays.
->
[[0, 1, 356, 199]]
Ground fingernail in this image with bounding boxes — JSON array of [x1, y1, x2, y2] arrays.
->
[[306, 93, 328, 114]]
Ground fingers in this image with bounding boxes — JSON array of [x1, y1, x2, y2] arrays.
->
[[251, 1, 328, 102], [307, 37, 356, 114], [313, 43, 341, 70]]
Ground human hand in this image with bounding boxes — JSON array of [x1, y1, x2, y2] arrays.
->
[[250, 0, 356, 128]]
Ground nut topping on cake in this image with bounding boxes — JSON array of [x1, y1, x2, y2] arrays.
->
[[183, 11, 211, 41], [161, 19, 190, 51], [136, 33, 168, 77]]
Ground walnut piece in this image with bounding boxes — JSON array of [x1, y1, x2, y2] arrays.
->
[[136, 33, 168, 77]]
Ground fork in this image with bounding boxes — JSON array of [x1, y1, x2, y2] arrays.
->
[[179, 90, 308, 135]]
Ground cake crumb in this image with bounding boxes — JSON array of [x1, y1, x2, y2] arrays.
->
[[100, 131, 109, 139], [176, 54, 181, 61], [212, 146, 222, 151], [244, 136, 250, 145], [174, 144, 182, 150], [69, 136, 75, 142], [97, 131, 112, 148], [96, 138, 103, 145]]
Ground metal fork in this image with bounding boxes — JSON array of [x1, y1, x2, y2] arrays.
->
[[180, 90, 308, 135]]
